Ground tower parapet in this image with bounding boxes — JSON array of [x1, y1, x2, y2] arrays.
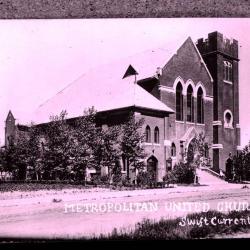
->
[[197, 31, 238, 60]]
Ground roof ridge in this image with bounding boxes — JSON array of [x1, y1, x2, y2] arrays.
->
[[36, 41, 180, 110]]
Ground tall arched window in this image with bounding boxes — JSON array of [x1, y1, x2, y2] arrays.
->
[[154, 127, 159, 144], [171, 143, 176, 157], [224, 61, 233, 82], [145, 125, 151, 143], [176, 82, 183, 121], [197, 87, 204, 124], [187, 85, 194, 122]]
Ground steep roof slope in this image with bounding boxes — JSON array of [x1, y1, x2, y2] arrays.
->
[[31, 36, 211, 124]]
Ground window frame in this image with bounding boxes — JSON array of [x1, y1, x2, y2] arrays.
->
[[176, 82, 184, 121], [145, 125, 151, 143], [171, 143, 176, 157], [186, 85, 194, 122], [154, 127, 160, 144], [223, 61, 233, 83], [197, 87, 204, 124]]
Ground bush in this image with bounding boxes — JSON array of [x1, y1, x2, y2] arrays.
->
[[163, 171, 177, 187], [136, 171, 156, 188], [122, 178, 132, 187], [91, 174, 109, 186], [171, 162, 195, 184]]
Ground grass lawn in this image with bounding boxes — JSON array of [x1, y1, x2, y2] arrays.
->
[[95, 209, 250, 240], [0, 182, 90, 192]]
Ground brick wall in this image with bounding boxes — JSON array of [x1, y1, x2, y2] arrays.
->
[[158, 37, 213, 166], [197, 31, 240, 171]]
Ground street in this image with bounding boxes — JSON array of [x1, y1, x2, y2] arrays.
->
[[0, 183, 250, 239]]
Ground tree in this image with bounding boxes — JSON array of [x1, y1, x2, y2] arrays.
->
[[25, 125, 43, 180], [2, 131, 32, 180], [121, 113, 147, 184], [42, 111, 75, 180], [71, 107, 100, 182], [94, 125, 122, 183], [186, 132, 210, 168], [232, 141, 250, 181]]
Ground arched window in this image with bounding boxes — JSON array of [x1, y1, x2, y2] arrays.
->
[[197, 87, 204, 124], [176, 82, 183, 121], [224, 61, 233, 82], [145, 125, 151, 143], [224, 110, 233, 128], [187, 85, 194, 122], [154, 127, 159, 144], [171, 143, 176, 157]]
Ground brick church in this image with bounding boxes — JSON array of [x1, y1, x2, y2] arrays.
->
[[5, 31, 241, 182]]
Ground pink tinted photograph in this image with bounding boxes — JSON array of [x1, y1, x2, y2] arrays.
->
[[0, 18, 250, 241]]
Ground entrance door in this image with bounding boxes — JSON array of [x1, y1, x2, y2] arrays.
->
[[147, 156, 158, 182], [187, 138, 195, 163]]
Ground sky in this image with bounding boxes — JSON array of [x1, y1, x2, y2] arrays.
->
[[0, 18, 250, 147]]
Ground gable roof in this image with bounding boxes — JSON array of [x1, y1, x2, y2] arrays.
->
[[29, 36, 213, 125], [31, 60, 174, 124]]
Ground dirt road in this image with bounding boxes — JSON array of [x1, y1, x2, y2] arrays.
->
[[0, 183, 250, 239]]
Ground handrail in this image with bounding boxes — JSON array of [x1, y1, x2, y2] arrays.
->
[[199, 166, 223, 179]]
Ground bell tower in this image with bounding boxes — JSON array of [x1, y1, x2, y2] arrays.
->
[[196, 31, 240, 172], [5, 110, 16, 147]]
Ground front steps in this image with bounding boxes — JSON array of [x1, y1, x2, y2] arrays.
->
[[196, 168, 227, 185]]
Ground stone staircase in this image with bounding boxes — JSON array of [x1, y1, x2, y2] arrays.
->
[[196, 168, 227, 186]]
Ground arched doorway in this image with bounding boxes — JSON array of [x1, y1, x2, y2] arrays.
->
[[187, 138, 196, 163], [147, 156, 158, 182]]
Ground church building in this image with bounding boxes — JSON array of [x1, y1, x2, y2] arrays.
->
[[5, 31, 241, 182]]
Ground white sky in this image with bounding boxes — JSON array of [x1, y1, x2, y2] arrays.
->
[[0, 18, 250, 147]]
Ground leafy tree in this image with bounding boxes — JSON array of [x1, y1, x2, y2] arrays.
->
[[2, 132, 31, 180], [42, 111, 75, 180], [71, 107, 100, 182], [94, 125, 122, 183], [112, 160, 122, 186], [232, 141, 250, 181], [121, 113, 147, 184], [186, 132, 210, 168], [20, 124, 43, 180]]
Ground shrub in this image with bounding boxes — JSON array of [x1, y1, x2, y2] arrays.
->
[[122, 178, 132, 187], [171, 162, 195, 184], [163, 171, 177, 187], [100, 174, 109, 184], [136, 171, 156, 188]]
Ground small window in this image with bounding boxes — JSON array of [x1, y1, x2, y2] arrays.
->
[[154, 127, 159, 144], [145, 126, 151, 143], [171, 143, 176, 157], [224, 110, 233, 128], [224, 61, 233, 82], [225, 113, 231, 124]]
